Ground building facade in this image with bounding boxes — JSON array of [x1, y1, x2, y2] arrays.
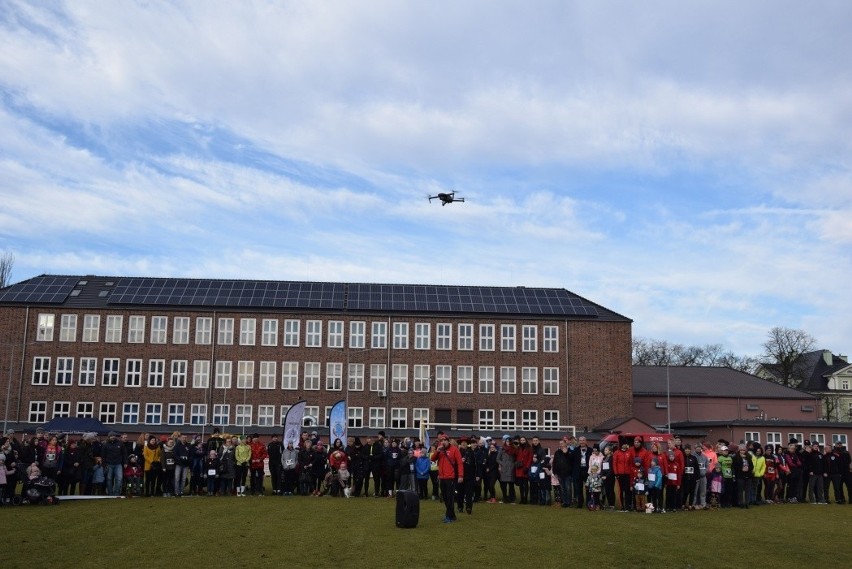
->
[[0, 275, 633, 437]]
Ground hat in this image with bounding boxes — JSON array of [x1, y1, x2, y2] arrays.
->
[[4, 429, 13, 436], [213, 427, 220, 434], [720, 445, 729, 451], [108, 431, 119, 438], [378, 431, 386, 438], [311, 431, 318, 436], [634, 457, 642, 464], [502, 434, 511, 441], [834, 441, 843, 446]]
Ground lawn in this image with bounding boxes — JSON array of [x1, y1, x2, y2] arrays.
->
[[3, 496, 850, 569]]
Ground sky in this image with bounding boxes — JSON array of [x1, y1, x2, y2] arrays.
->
[[1, 1, 850, 358]]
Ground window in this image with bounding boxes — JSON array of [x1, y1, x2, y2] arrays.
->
[[261, 319, 278, 346], [326, 362, 343, 391], [766, 432, 782, 446], [29, 401, 47, 422], [102, 358, 119, 386], [327, 321, 343, 348], [148, 359, 165, 388], [284, 319, 300, 347], [82, 314, 100, 342], [105, 315, 123, 343], [479, 409, 495, 429], [171, 360, 187, 388], [281, 362, 298, 390], [173, 317, 190, 344], [306, 320, 322, 347], [190, 404, 207, 426], [457, 366, 473, 393], [413, 365, 430, 392], [833, 434, 848, 446], [193, 360, 210, 389], [522, 410, 538, 429], [522, 367, 538, 394], [500, 409, 516, 429], [235, 405, 253, 426], [371, 322, 387, 349], [543, 368, 559, 395], [436, 323, 452, 350], [79, 357, 97, 386], [393, 322, 409, 349], [53, 401, 71, 418], [788, 432, 804, 444], [479, 324, 494, 351], [215, 361, 232, 389], [128, 315, 145, 343], [841, 379, 850, 390], [744, 432, 760, 443], [303, 406, 319, 427], [349, 321, 366, 348], [125, 359, 142, 387], [123, 403, 140, 424], [347, 363, 364, 391], [32, 357, 50, 385], [166, 403, 185, 425], [369, 364, 387, 393], [435, 365, 452, 393], [304, 362, 321, 390], [522, 325, 537, 352], [60, 314, 77, 342], [501, 324, 516, 351], [257, 405, 275, 427], [144, 403, 162, 425], [543, 410, 560, 431], [457, 324, 473, 351], [413, 408, 429, 429], [76, 402, 94, 418], [195, 317, 212, 345], [150, 316, 167, 344], [392, 364, 408, 392], [217, 318, 234, 345], [369, 407, 386, 429], [414, 323, 430, 350], [99, 402, 117, 424], [348, 407, 364, 428], [391, 408, 408, 429], [55, 357, 74, 386], [213, 404, 230, 426], [37, 314, 54, 341], [810, 433, 825, 447], [259, 361, 276, 389], [500, 367, 516, 394], [435, 408, 452, 427], [239, 318, 256, 346], [543, 326, 559, 352], [478, 366, 495, 394], [237, 360, 254, 389], [279, 405, 291, 427]]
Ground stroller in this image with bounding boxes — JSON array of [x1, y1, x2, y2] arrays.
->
[[22, 476, 60, 505]]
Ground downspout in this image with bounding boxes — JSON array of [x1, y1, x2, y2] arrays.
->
[[16, 307, 30, 422]]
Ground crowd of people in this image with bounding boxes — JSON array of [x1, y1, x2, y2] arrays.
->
[[2, 427, 850, 515]]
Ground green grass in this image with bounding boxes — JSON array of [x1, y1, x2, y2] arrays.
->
[[3, 496, 851, 569]]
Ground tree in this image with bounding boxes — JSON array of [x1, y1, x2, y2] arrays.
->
[[760, 327, 817, 388], [0, 250, 13, 288], [631, 337, 759, 373]]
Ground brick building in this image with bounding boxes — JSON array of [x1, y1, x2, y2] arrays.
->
[[0, 275, 632, 438]]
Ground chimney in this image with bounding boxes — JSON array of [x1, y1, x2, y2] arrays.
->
[[837, 354, 848, 364], [823, 350, 833, 365]]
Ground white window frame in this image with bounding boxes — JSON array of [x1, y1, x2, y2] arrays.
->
[[52, 401, 71, 418], [261, 319, 278, 346], [193, 360, 210, 389], [327, 320, 344, 348], [259, 361, 276, 389], [371, 321, 387, 349], [766, 432, 782, 446], [122, 402, 140, 424], [284, 319, 300, 347], [306, 320, 322, 347], [190, 404, 207, 426], [500, 409, 516, 429], [436, 323, 452, 350], [55, 357, 74, 386], [215, 360, 232, 389], [413, 408, 429, 429], [349, 321, 366, 349], [105, 315, 123, 343], [543, 367, 559, 395], [391, 407, 408, 429], [543, 325, 559, 352], [29, 401, 47, 422], [435, 365, 452, 393], [102, 358, 120, 387], [217, 318, 234, 345], [522, 367, 538, 395], [457, 365, 473, 394], [369, 364, 387, 393], [128, 315, 145, 344], [125, 359, 142, 387], [168, 403, 185, 425], [393, 322, 409, 349], [235, 404, 253, 427], [239, 318, 256, 346], [501, 324, 516, 352], [237, 360, 254, 389], [414, 323, 430, 350], [195, 317, 212, 345], [304, 362, 321, 390], [326, 362, 343, 391], [479, 324, 494, 351], [76, 401, 94, 418], [369, 407, 386, 429], [521, 409, 538, 429], [258, 405, 275, 427], [100, 402, 117, 424], [59, 314, 77, 342], [392, 364, 408, 393], [458, 323, 473, 351], [37, 314, 54, 341], [478, 366, 495, 394], [212, 404, 230, 426], [79, 357, 97, 386], [745, 432, 760, 443], [522, 325, 537, 352], [347, 363, 364, 391], [500, 366, 516, 394], [150, 316, 167, 344], [173, 317, 190, 344], [479, 409, 495, 429], [348, 407, 364, 428], [170, 360, 187, 388], [413, 365, 430, 393], [147, 359, 165, 388], [281, 362, 299, 390], [145, 403, 162, 425], [543, 410, 560, 431]]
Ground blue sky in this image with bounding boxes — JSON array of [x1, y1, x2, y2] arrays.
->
[[1, 1, 850, 357]]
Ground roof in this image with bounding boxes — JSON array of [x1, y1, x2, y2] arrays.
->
[[0, 274, 631, 320], [632, 366, 817, 399], [39, 417, 110, 435], [763, 350, 852, 392], [671, 419, 852, 429]]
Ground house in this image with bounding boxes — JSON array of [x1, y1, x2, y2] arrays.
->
[[757, 350, 852, 422]]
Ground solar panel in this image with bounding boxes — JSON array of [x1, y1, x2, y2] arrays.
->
[[0, 275, 79, 304]]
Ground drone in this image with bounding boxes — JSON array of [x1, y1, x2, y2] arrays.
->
[[428, 191, 466, 206]]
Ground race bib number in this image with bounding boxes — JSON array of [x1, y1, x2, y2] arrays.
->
[[635, 483, 645, 492], [166, 458, 175, 466], [684, 467, 694, 474], [602, 463, 610, 471], [539, 472, 546, 480], [648, 473, 656, 482], [667, 472, 677, 480], [208, 469, 217, 476]]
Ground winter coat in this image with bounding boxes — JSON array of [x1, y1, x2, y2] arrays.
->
[[497, 446, 515, 482]]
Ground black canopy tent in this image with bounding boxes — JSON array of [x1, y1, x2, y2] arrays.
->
[[39, 417, 111, 436]]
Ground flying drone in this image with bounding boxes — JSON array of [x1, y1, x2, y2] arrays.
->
[[428, 191, 465, 206]]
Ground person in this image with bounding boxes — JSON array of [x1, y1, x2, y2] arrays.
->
[[431, 435, 463, 523], [539, 455, 553, 506], [415, 445, 431, 499], [457, 438, 479, 514], [732, 446, 753, 509], [708, 463, 723, 508], [0, 454, 13, 504], [281, 440, 298, 496], [310, 443, 328, 496], [585, 464, 603, 510], [206, 428, 225, 457], [717, 446, 734, 507], [39, 435, 62, 481], [613, 441, 631, 511], [483, 441, 499, 503], [664, 450, 682, 511], [803, 441, 826, 504], [235, 436, 251, 497], [647, 458, 663, 512], [600, 445, 616, 510], [693, 444, 709, 509], [365, 435, 384, 497], [569, 436, 593, 509], [783, 441, 803, 503], [218, 438, 236, 496], [505, 435, 533, 504], [249, 434, 268, 495], [528, 436, 547, 505], [750, 446, 765, 505], [173, 433, 192, 497], [328, 446, 349, 497], [633, 467, 648, 512], [383, 439, 401, 497], [101, 431, 127, 497], [124, 455, 143, 497], [161, 436, 176, 497], [142, 435, 162, 497], [267, 436, 283, 496], [763, 445, 779, 503], [347, 437, 366, 497], [682, 445, 699, 509], [496, 435, 516, 503], [826, 441, 846, 504], [58, 439, 81, 496], [91, 457, 106, 496], [204, 450, 219, 496]]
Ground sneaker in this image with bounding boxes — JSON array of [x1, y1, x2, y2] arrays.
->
[[488, 498, 497, 504], [442, 516, 455, 523]]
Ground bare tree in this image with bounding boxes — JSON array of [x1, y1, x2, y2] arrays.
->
[[760, 327, 817, 388], [632, 337, 759, 373], [0, 250, 13, 288]]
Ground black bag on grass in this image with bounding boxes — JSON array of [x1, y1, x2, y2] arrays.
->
[[395, 490, 419, 528]]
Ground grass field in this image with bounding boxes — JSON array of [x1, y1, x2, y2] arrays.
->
[[3, 495, 851, 569]]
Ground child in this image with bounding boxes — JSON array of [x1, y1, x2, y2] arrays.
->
[[647, 458, 663, 513], [633, 468, 648, 512], [205, 450, 220, 496], [123, 455, 143, 497], [708, 463, 724, 509], [91, 457, 106, 496], [539, 456, 552, 506], [528, 455, 542, 505], [338, 463, 351, 498], [414, 449, 431, 500], [585, 465, 603, 510], [550, 468, 561, 506], [664, 450, 682, 512], [0, 455, 12, 504]]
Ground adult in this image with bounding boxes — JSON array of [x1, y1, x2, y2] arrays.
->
[[281, 440, 298, 496], [731, 446, 754, 509], [504, 435, 533, 504], [365, 435, 384, 497], [552, 439, 573, 508], [173, 432, 192, 497], [431, 435, 463, 523], [612, 441, 632, 511], [496, 435, 516, 503], [249, 434, 269, 495], [569, 436, 593, 509], [142, 435, 162, 497], [693, 444, 709, 509], [783, 441, 803, 503], [102, 431, 127, 497], [235, 436, 252, 497], [803, 441, 826, 504], [826, 441, 846, 504]]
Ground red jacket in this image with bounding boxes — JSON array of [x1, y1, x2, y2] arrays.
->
[[613, 449, 632, 475], [250, 440, 268, 469], [503, 442, 533, 479], [628, 445, 651, 472], [664, 459, 682, 487], [431, 444, 464, 480]]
